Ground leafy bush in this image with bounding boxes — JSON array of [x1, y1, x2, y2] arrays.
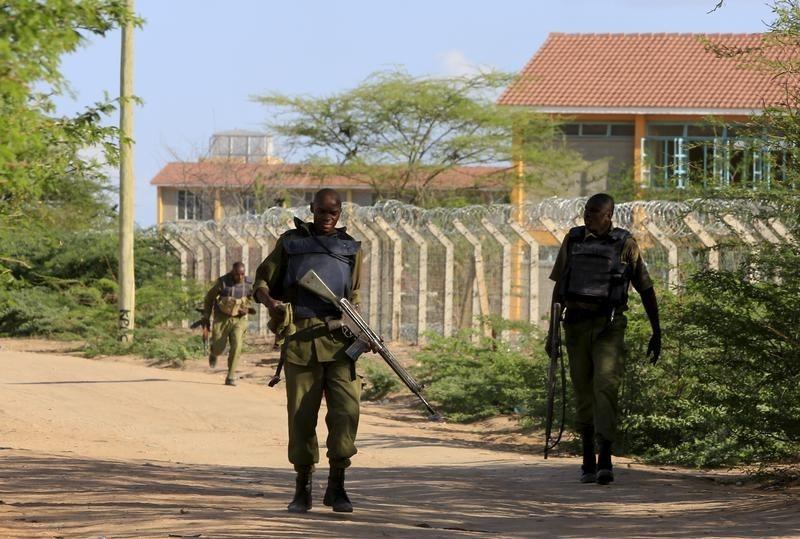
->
[[0, 285, 104, 338], [360, 358, 400, 401], [0, 225, 205, 365], [619, 228, 800, 466], [414, 320, 555, 423], [414, 216, 800, 468], [83, 328, 204, 367]]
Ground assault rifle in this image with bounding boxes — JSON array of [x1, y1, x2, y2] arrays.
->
[[544, 302, 566, 459], [298, 269, 441, 420], [190, 308, 210, 355]]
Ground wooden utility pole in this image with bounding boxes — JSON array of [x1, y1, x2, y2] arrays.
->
[[118, 0, 136, 342], [510, 122, 525, 321]]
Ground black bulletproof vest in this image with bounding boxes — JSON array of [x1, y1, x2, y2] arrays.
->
[[563, 226, 631, 307], [282, 232, 360, 319], [220, 274, 253, 298]]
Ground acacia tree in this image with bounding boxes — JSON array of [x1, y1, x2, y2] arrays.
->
[[256, 70, 582, 206]]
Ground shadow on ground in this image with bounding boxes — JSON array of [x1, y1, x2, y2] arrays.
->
[[1, 449, 798, 538]]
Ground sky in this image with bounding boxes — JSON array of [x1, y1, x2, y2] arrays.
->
[[53, 0, 775, 227]]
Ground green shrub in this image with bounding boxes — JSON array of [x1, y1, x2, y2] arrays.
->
[[0, 223, 207, 368], [413, 224, 800, 468], [414, 320, 555, 423], [66, 286, 105, 307], [94, 277, 118, 301], [360, 358, 400, 401], [136, 276, 203, 328], [0, 286, 102, 338], [83, 328, 203, 366]]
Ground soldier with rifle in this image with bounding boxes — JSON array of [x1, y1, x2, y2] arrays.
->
[[546, 193, 661, 485], [252, 188, 369, 514], [201, 261, 254, 386]]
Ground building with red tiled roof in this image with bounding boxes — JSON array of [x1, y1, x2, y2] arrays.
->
[[151, 132, 508, 223], [500, 33, 791, 193]]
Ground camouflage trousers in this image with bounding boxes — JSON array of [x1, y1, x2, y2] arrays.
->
[[210, 314, 248, 380]]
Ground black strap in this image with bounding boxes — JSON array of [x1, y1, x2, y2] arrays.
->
[[309, 232, 355, 267]]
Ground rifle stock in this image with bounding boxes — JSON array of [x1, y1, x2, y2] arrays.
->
[[299, 269, 441, 420]]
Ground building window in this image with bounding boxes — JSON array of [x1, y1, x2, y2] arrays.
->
[[610, 124, 634, 136], [641, 123, 793, 190], [581, 123, 608, 136], [561, 123, 634, 137], [177, 190, 203, 220], [561, 123, 580, 136], [209, 132, 273, 163], [242, 193, 256, 215]]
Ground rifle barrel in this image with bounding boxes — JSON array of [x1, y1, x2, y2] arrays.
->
[[544, 302, 563, 458], [340, 298, 439, 418]]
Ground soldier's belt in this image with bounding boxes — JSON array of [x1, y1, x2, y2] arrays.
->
[[291, 319, 345, 341]]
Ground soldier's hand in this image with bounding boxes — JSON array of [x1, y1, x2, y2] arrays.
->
[[544, 331, 553, 356], [647, 332, 662, 364], [253, 288, 269, 305], [266, 300, 284, 319]]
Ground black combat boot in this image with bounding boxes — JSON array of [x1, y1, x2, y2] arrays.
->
[[580, 427, 597, 483], [323, 467, 353, 513], [597, 437, 614, 485], [287, 469, 313, 513]]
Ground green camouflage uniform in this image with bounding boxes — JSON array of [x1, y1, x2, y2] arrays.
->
[[254, 221, 363, 471], [549, 229, 653, 442], [203, 275, 251, 381]]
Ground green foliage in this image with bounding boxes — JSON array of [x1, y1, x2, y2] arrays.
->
[[416, 205, 800, 468], [360, 358, 400, 401], [0, 2, 205, 367], [257, 69, 582, 206], [0, 224, 203, 362], [703, 1, 800, 193], [605, 165, 637, 203], [0, 0, 137, 224], [0, 285, 99, 338], [619, 226, 800, 466], [83, 328, 204, 367], [414, 320, 553, 423]]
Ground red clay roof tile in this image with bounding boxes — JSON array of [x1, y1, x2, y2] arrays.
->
[[149, 161, 509, 190], [498, 33, 787, 110]]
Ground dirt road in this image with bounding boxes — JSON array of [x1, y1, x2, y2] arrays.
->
[[0, 340, 798, 538]]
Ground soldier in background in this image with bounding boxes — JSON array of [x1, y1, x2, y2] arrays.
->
[[547, 193, 661, 485], [202, 261, 254, 386]]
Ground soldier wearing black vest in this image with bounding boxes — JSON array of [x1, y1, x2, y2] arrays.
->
[[202, 261, 254, 386], [253, 188, 364, 514], [547, 193, 661, 485]]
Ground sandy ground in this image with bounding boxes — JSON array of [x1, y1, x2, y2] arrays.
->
[[0, 338, 798, 538]]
